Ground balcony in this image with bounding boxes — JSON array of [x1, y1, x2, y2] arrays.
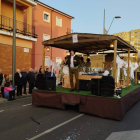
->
[[0, 15, 38, 39], [21, 0, 37, 6], [6, 0, 37, 7]]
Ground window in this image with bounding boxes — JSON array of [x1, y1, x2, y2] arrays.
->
[[56, 57, 62, 64], [56, 16, 62, 27], [43, 34, 50, 41], [45, 56, 50, 66], [135, 35, 137, 37], [135, 32, 137, 34], [43, 12, 50, 23], [131, 39, 134, 41]]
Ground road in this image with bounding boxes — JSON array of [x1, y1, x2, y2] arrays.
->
[[0, 97, 140, 140]]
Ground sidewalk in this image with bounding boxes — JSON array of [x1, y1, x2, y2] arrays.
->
[[0, 93, 32, 103]]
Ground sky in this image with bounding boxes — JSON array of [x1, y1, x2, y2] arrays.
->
[[40, 0, 140, 35]]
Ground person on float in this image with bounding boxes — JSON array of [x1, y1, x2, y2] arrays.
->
[[60, 57, 68, 85], [66, 49, 80, 92], [120, 57, 127, 88], [85, 58, 91, 73], [78, 57, 85, 72]]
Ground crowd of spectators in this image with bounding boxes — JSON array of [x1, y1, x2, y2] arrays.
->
[[0, 67, 53, 101]]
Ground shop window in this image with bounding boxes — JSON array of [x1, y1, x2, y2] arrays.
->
[[44, 12, 50, 23], [56, 16, 62, 27]]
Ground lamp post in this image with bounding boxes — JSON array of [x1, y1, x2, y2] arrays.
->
[[12, 0, 16, 87], [107, 16, 121, 34]]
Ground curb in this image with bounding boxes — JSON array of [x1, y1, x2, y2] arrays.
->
[[0, 94, 32, 103]]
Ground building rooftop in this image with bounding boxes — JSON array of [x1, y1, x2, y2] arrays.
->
[[37, 1, 74, 19]]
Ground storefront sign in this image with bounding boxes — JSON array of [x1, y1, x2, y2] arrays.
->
[[24, 48, 29, 53]]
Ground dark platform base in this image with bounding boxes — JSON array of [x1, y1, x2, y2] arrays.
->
[[32, 87, 140, 121]]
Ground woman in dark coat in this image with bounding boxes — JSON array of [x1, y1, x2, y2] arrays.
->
[[0, 69, 3, 86], [15, 69, 23, 96], [21, 68, 28, 94], [28, 68, 35, 94]]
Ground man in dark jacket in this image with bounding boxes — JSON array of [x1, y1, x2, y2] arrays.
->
[[28, 68, 35, 94], [66, 50, 80, 92], [0, 69, 3, 86], [39, 66, 42, 74], [15, 69, 23, 96], [21, 68, 27, 94]]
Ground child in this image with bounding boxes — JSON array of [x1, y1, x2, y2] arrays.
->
[[4, 82, 16, 101]]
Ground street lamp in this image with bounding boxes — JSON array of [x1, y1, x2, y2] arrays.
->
[[107, 16, 121, 34]]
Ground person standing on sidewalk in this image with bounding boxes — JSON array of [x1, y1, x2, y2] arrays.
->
[[21, 68, 28, 94], [15, 69, 23, 96], [27, 68, 35, 94], [66, 50, 80, 92], [34, 68, 38, 88], [0, 69, 3, 87]]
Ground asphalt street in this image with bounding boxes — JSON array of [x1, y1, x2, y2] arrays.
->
[[0, 97, 140, 140]]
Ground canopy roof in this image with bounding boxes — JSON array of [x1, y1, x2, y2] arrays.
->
[[42, 33, 138, 54]]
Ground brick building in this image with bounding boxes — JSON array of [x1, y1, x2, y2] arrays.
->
[[0, 0, 74, 74], [31, 1, 74, 69], [0, 0, 37, 74]]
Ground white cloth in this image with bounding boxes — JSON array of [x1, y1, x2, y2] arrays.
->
[[103, 70, 109, 76], [70, 55, 75, 68], [57, 63, 61, 71], [52, 62, 57, 72], [63, 66, 69, 75], [46, 59, 52, 67], [123, 68, 127, 77], [134, 62, 139, 71]]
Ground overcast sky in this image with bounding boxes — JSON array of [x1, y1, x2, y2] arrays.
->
[[40, 0, 140, 34]]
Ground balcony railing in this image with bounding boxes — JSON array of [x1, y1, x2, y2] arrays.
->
[[0, 15, 38, 38]]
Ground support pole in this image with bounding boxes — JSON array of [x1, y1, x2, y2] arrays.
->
[[113, 40, 117, 82], [103, 9, 105, 34], [102, 54, 105, 70], [0, 0, 1, 16], [42, 45, 45, 73], [12, 0, 16, 87], [127, 48, 130, 89], [135, 53, 138, 85]]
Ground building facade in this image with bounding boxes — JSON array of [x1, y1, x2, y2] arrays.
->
[[31, 1, 74, 69], [0, 0, 37, 74], [114, 29, 140, 48], [114, 29, 140, 62]]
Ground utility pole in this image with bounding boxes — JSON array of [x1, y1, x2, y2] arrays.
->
[[103, 9, 105, 34], [12, 0, 16, 87]]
